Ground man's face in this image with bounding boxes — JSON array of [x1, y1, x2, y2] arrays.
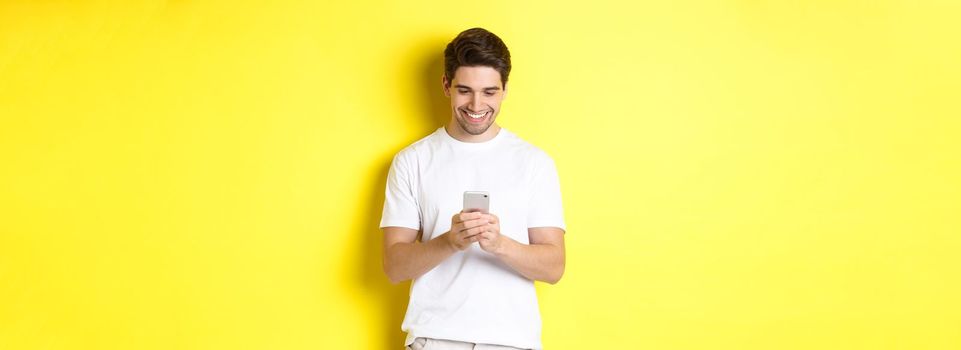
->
[[443, 66, 506, 136]]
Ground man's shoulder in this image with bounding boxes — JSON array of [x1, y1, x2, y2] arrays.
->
[[390, 128, 442, 163], [501, 128, 556, 165]]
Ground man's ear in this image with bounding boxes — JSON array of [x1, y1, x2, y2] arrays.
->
[[502, 82, 508, 99], [442, 74, 451, 98]]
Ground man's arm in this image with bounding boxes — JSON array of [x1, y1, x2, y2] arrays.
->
[[382, 212, 491, 284], [382, 227, 456, 284], [492, 227, 566, 284]]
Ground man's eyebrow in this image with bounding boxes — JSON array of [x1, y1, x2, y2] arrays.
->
[[454, 84, 501, 91]]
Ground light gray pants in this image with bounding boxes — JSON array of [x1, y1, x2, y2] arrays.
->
[[406, 337, 531, 350]]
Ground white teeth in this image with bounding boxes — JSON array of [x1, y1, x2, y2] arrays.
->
[[467, 111, 487, 119]]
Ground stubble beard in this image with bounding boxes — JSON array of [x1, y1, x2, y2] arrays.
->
[[455, 111, 495, 136]]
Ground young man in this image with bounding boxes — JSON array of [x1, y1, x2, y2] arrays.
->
[[380, 28, 566, 350]]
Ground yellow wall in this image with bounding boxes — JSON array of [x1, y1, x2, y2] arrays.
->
[[2, 1, 959, 349]]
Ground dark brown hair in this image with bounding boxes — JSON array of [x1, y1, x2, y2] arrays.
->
[[444, 28, 511, 88]]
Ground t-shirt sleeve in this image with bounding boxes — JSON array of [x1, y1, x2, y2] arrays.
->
[[527, 154, 567, 232], [379, 153, 421, 230]]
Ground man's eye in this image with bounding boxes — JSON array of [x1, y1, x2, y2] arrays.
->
[[484, 92, 495, 96], [458, 90, 469, 94]]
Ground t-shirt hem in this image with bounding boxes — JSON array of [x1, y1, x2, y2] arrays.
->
[[405, 329, 542, 350], [379, 221, 420, 230], [527, 222, 567, 232]]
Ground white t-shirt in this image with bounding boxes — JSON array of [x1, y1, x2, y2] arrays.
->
[[380, 127, 566, 350]]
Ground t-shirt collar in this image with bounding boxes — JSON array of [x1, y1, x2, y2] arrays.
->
[[437, 126, 506, 149]]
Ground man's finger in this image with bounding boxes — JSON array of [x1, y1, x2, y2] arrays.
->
[[458, 227, 481, 238], [464, 226, 483, 237], [461, 218, 487, 229], [473, 231, 488, 241], [460, 232, 478, 242], [460, 212, 483, 220]]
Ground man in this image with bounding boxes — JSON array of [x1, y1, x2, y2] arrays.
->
[[380, 27, 566, 350]]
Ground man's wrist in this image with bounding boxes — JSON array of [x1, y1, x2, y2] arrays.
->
[[439, 231, 457, 253], [493, 235, 517, 259]]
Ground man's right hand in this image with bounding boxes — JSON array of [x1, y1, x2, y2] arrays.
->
[[447, 211, 488, 251]]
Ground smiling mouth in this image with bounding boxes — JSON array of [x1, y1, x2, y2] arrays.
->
[[462, 109, 490, 120]]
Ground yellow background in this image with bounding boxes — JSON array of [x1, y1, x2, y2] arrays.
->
[[2, 1, 959, 349]]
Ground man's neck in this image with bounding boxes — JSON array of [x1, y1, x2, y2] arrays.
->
[[444, 123, 501, 143]]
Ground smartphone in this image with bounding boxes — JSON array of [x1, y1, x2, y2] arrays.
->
[[463, 191, 490, 213]]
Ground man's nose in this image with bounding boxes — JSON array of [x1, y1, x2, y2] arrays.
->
[[470, 94, 484, 111]]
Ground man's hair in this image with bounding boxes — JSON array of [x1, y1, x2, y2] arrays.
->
[[444, 28, 511, 88]]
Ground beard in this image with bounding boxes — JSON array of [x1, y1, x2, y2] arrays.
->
[[454, 110, 496, 136]]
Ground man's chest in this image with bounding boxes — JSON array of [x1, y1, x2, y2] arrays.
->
[[415, 156, 532, 242]]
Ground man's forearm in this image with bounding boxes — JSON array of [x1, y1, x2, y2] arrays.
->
[[494, 238, 565, 284], [384, 232, 457, 283]]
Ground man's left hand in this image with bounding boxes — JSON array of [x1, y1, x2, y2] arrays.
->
[[475, 213, 509, 255]]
